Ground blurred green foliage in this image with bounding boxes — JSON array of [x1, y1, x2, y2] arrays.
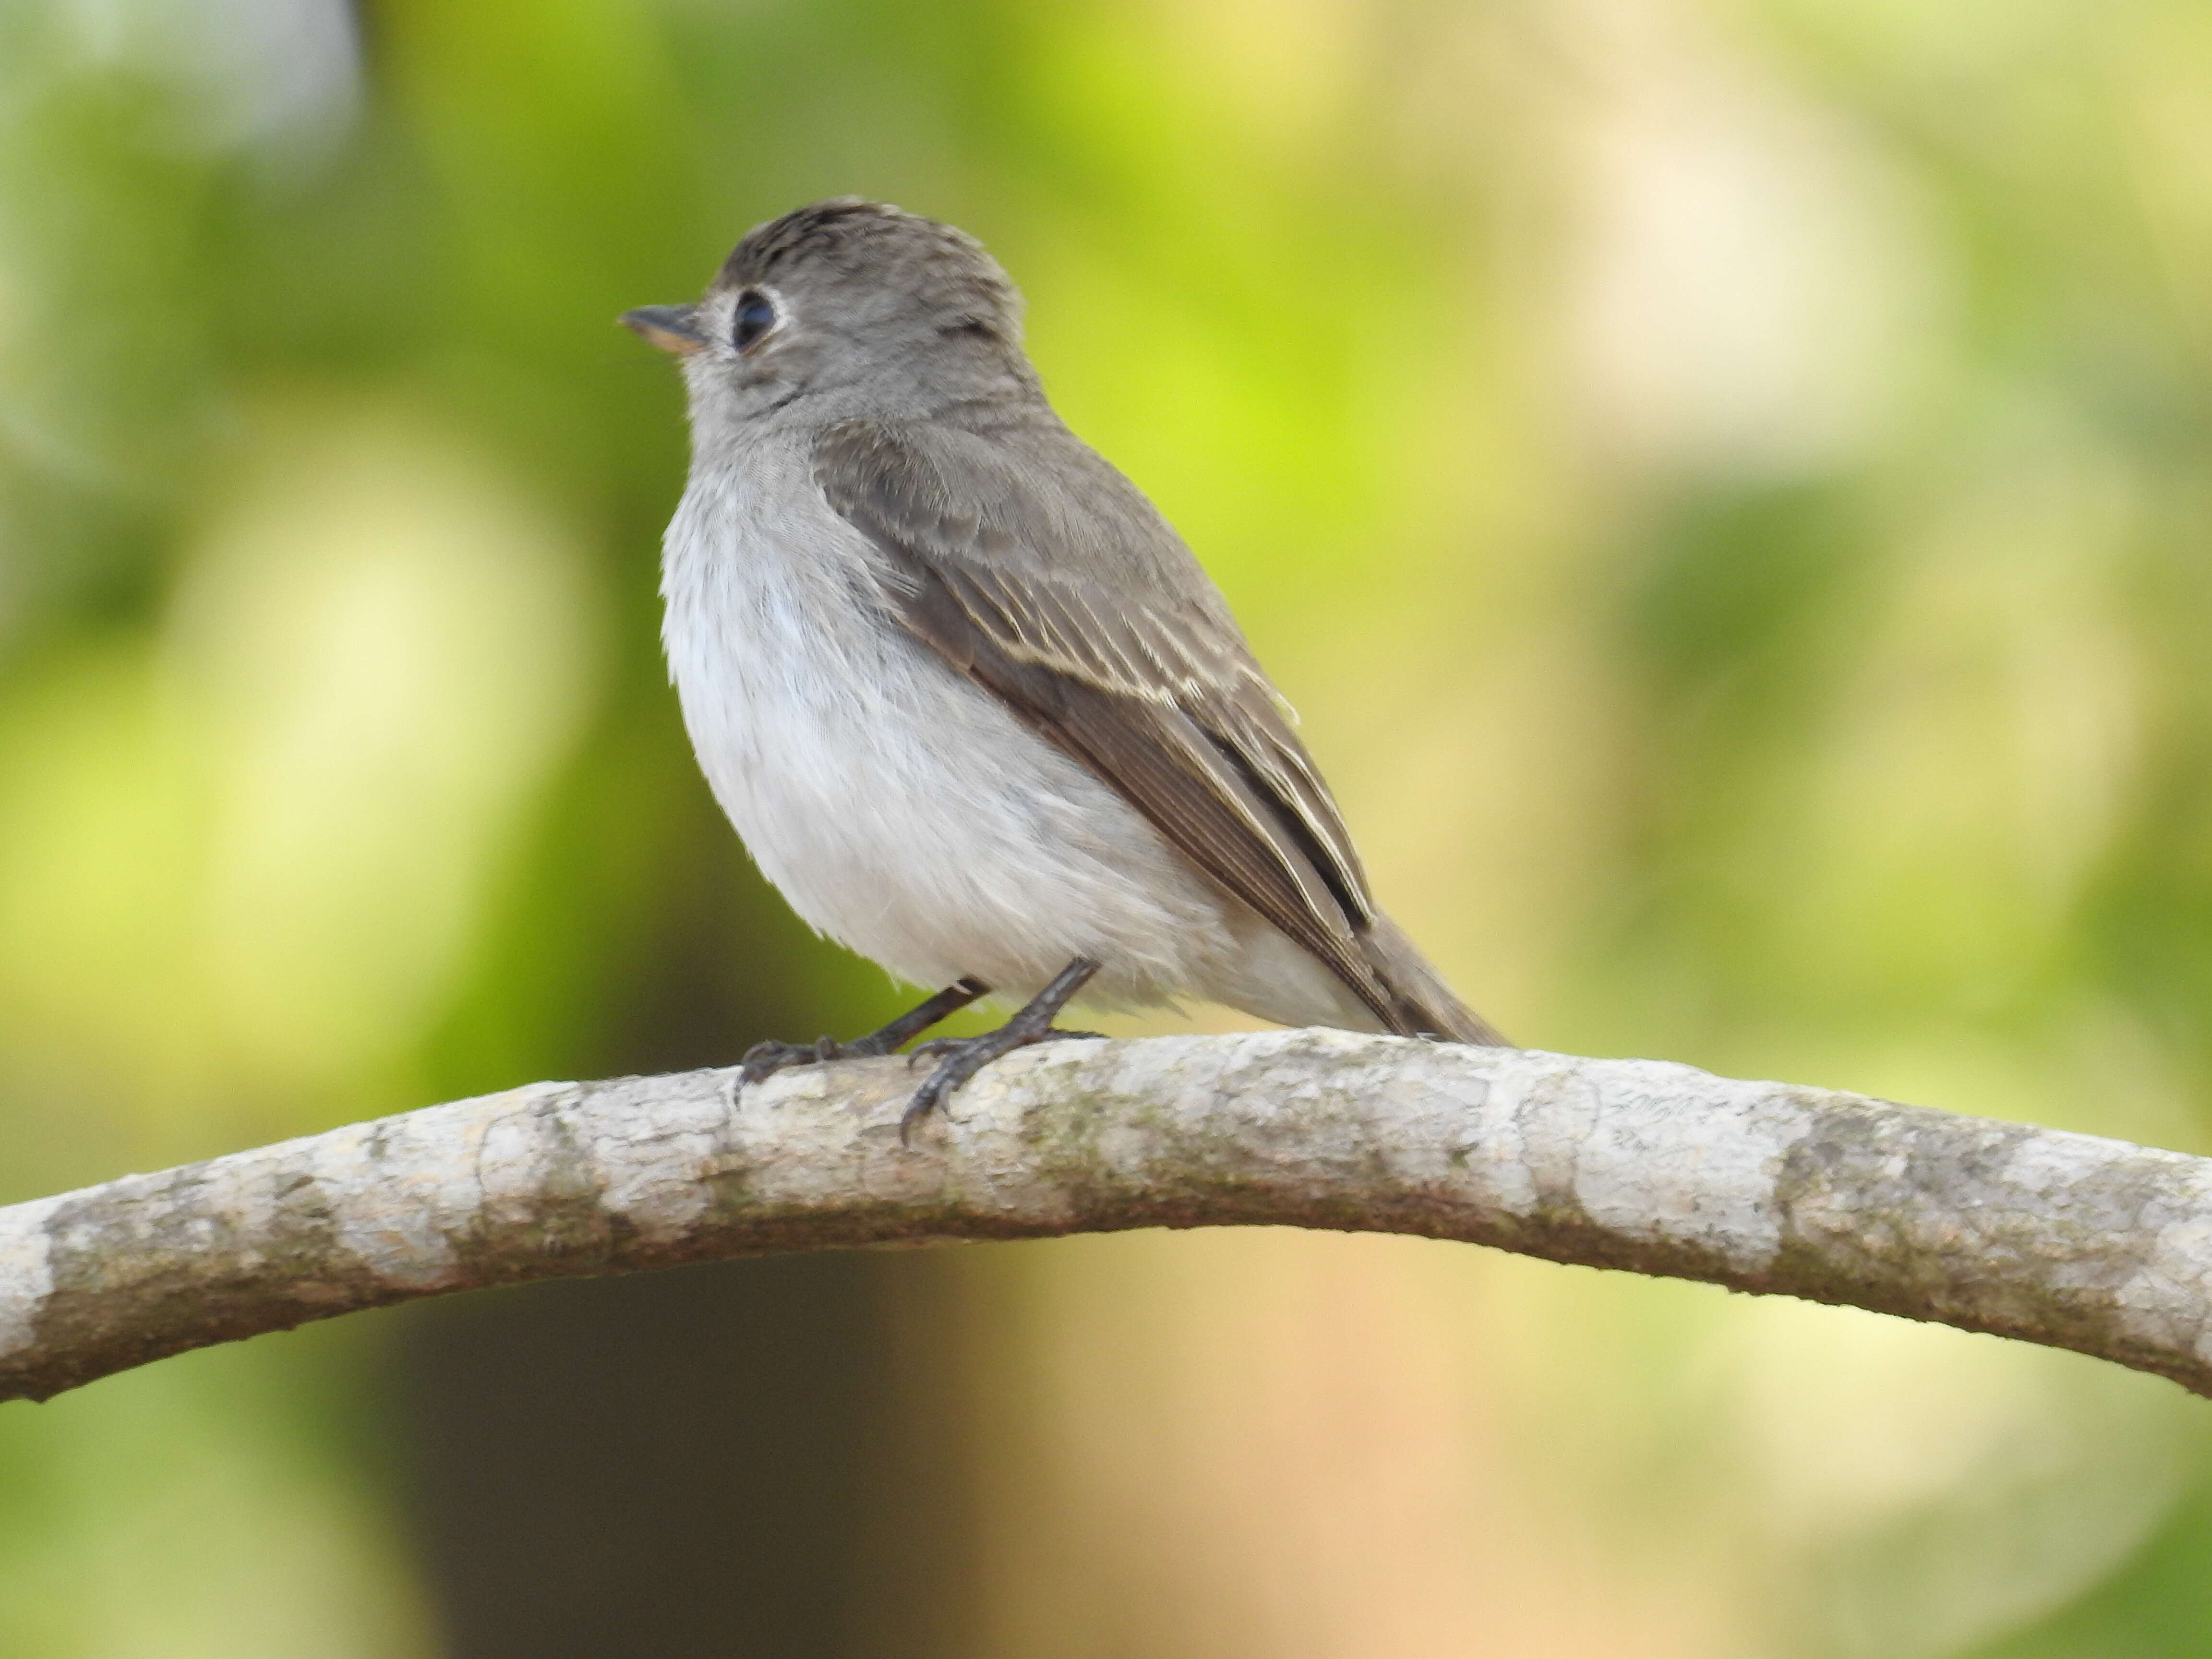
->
[[4, 0, 2212, 1654]]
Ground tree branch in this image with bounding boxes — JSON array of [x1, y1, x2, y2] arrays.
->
[[3, 1030, 2209, 1404]]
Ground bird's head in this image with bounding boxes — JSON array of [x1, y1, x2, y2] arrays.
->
[[623, 198, 1036, 433]]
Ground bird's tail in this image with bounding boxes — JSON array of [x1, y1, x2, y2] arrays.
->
[[1358, 913, 1510, 1046]]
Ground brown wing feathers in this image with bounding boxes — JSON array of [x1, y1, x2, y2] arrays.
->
[[813, 418, 1488, 1040], [896, 541, 1397, 1027]]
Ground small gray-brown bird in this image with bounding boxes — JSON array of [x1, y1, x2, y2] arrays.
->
[[625, 199, 1505, 1139]]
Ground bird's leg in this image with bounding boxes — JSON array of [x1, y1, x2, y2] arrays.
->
[[899, 958, 1104, 1145], [737, 976, 991, 1089]]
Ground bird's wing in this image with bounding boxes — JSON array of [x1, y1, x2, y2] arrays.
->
[[812, 416, 1409, 1029]]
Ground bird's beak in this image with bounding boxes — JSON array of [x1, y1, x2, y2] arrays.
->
[[621, 304, 707, 356]]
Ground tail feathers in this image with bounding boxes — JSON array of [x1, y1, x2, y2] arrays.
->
[[1357, 914, 1510, 1047]]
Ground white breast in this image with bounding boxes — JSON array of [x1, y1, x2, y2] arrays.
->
[[660, 436, 1270, 1011]]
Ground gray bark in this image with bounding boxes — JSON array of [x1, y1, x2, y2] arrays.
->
[[3, 1031, 2209, 1404]]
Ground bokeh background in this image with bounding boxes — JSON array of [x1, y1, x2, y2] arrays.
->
[[4, 0, 2212, 1653]]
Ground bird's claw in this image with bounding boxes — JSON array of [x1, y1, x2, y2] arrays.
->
[[898, 1028, 1107, 1144], [736, 1034, 842, 1089], [904, 1027, 1103, 1068]]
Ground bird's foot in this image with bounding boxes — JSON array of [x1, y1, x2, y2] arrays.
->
[[737, 1034, 856, 1088], [735, 977, 990, 1091], [898, 958, 1102, 1145], [905, 1027, 1105, 1065]]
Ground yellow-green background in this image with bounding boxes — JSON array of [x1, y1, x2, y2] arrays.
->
[[5, 0, 2212, 1654]]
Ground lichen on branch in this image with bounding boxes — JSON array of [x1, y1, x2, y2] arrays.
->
[[3, 1031, 2209, 1404]]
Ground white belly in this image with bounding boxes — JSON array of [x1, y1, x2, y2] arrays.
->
[[661, 448, 1235, 1010]]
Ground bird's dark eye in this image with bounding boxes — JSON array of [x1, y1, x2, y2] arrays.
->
[[733, 290, 776, 352]]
